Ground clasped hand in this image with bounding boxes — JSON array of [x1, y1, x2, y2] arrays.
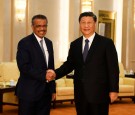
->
[[46, 69, 56, 82]]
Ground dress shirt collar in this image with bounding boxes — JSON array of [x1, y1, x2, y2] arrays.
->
[[34, 33, 45, 44], [83, 32, 95, 43], [82, 32, 95, 53]]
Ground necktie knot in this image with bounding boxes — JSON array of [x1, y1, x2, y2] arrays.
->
[[40, 39, 43, 45], [85, 39, 89, 44]]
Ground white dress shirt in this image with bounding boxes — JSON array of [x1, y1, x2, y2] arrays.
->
[[82, 33, 95, 53], [34, 34, 49, 67]]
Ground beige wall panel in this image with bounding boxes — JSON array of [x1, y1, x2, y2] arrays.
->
[[0, 0, 4, 61], [2, 0, 135, 72]]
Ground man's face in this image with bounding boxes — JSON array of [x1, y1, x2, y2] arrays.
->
[[32, 19, 47, 38], [79, 16, 96, 38]]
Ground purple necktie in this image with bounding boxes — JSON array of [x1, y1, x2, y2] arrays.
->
[[83, 39, 89, 61]]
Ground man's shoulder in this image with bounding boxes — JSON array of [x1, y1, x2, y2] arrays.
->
[[95, 33, 113, 41], [44, 37, 52, 43], [71, 36, 83, 44], [19, 33, 34, 42], [18, 34, 35, 47]]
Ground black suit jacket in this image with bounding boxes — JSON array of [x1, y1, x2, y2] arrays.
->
[[16, 33, 55, 101], [56, 33, 119, 103]]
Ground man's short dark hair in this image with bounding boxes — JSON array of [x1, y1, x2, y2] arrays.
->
[[32, 14, 48, 25], [79, 12, 97, 22]]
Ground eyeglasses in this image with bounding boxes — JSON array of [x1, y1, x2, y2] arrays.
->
[[33, 24, 48, 28]]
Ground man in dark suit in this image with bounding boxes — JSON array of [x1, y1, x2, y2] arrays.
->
[[16, 14, 56, 115], [47, 12, 119, 115]]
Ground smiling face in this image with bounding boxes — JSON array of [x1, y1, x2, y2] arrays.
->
[[31, 19, 47, 38], [79, 16, 96, 38]]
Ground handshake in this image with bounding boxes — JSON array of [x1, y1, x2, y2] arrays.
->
[[46, 69, 56, 82]]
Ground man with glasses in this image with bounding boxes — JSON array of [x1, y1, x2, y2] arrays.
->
[[16, 14, 56, 115]]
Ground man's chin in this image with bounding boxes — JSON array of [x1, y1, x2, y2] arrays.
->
[[38, 34, 46, 38]]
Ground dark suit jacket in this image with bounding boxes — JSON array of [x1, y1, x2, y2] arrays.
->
[[55, 33, 119, 103], [16, 33, 55, 101]]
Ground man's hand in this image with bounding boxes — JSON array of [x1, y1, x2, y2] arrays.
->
[[46, 69, 56, 82], [109, 92, 118, 103], [52, 93, 56, 101]]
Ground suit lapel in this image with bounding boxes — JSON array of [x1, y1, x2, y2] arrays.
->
[[77, 37, 84, 63], [31, 34, 42, 54], [85, 33, 99, 63], [44, 37, 51, 67], [31, 34, 47, 67]]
